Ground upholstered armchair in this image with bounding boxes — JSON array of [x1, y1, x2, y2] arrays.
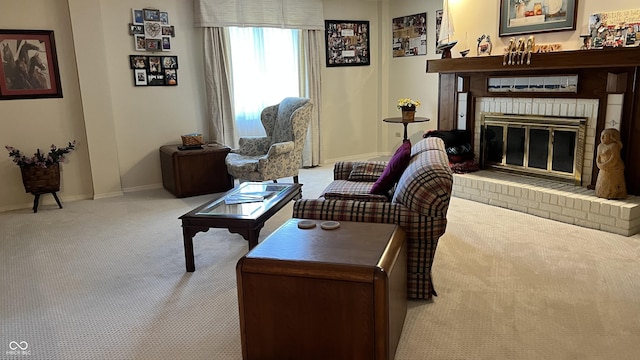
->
[[225, 97, 313, 183]]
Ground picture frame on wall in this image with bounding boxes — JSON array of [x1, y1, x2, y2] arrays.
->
[[392, 12, 427, 57], [499, 0, 578, 36], [161, 56, 178, 69], [0, 29, 63, 100], [134, 69, 147, 86], [145, 39, 161, 51], [164, 69, 177, 85], [134, 34, 146, 51], [132, 9, 144, 24], [130, 55, 148, 69], [161, 37, 171, 51], [325, 20, 370, 67], [143, 8, 160, 22]]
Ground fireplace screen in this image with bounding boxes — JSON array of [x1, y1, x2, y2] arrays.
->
[[481, 114, 587, 184]]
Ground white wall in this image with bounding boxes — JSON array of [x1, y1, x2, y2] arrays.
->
[[0, 0, 636, 211]]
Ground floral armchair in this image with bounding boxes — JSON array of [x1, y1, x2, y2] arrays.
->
[[225, 97, 313, 183]]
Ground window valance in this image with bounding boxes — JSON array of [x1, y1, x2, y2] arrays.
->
[[193, 0, 325, 30]]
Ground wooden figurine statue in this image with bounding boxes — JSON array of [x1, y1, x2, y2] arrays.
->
[[595, 128, 627, 199]]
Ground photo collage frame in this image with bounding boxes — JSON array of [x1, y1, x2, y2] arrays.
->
[[130, 55, 178, 86], [129, 8, 175, 52]]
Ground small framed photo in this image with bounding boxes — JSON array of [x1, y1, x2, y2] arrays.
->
[[164, 69, 177, 85], [134, 34, 146, 51], [162, 26, 175, 37], [130, 55, 148, 69], [162, 37, 171, 51], [145, 39, 161, 51], [160, 12, 169, 25], [132, 9, 144, 24], [129, 24, 144, 35], [161, 56, 178, 69], [147, 73, 164, 86], [148, 56, 161, 73], [143, 8, 160, 22], [134, 69, 147, 86]]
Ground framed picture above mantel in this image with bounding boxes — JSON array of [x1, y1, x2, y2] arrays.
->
[[499, 0, 578, 36]]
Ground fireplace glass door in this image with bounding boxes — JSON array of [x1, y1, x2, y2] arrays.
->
[[481, 114, 586, 184]]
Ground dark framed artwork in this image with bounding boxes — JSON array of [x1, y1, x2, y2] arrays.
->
[[0, 29, 63, 100], [325, 20, 370, 67], [392, 12, 427, 57], [499, 0, 577, 36]]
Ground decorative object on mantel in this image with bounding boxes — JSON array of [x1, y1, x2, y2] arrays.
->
[[476, 34, 492, 56], [397, 98, 421, 121], [5, 141, 76, 213], [436, 0, 457, 59], [588, 9, 640, 49], [503, 35, 535, 65], [595, 128, 627, 199], [130, 8, 175, 52], [580, 34, 592, 50]]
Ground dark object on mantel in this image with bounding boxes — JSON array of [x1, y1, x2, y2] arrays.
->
[[426, 46, 640, 73], [425, 45, 640, 196]]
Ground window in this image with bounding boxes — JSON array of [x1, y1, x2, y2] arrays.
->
[[228, 27, 301, 137]]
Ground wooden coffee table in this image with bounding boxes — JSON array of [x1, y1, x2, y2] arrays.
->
[[179, 182, 301, 272]]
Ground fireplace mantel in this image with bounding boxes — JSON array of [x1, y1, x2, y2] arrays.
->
[[426, 47, 640, 195], [426, 47, 640, 74]]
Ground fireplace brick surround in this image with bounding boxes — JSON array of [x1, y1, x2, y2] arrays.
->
[[427, 47, 640, 235]]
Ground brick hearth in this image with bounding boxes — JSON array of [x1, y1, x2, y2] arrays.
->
[[452, 170, 640, 236]]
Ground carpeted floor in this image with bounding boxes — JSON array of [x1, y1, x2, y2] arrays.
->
[[1, 165, 639, 359]]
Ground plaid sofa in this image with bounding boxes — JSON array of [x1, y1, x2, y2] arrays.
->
[[293, 137, 453, 300]]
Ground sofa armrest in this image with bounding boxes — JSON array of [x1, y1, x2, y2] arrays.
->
[[293, 198, 400, 223], [333, 161, 388, 181]]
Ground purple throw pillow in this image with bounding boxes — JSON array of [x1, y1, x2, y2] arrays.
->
[[370, 140, 411, 195]]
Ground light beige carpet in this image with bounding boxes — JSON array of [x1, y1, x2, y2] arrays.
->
[[1, 165, 639, 359]]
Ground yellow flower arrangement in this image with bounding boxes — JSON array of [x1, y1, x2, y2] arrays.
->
[[397, 98, 421, 110]]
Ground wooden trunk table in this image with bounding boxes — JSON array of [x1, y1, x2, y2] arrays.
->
[[236, 219, 407, 360], [159, 144, 233, 198]]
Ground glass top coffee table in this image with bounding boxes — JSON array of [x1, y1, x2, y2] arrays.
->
[[179, 182, 302, 272]]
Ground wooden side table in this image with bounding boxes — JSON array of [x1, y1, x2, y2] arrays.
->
[[237, 219, 407, 360], [383, 116, 430, 141], [159, 144, 233, 198]]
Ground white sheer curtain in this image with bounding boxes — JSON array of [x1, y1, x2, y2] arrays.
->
[[228, 27, 300, 137]]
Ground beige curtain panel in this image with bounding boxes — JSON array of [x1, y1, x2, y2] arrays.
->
[[193, 0, 325, 29]]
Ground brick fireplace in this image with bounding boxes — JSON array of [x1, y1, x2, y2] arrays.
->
[[427, 47, 640, 235]]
